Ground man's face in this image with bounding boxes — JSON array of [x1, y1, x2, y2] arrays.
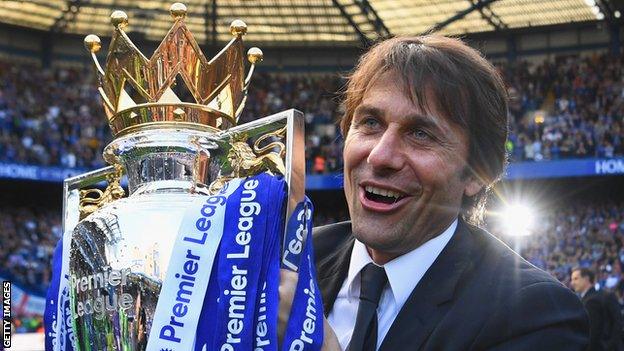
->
[[343, 70, 482, 263], [570, 270, 591, 293]]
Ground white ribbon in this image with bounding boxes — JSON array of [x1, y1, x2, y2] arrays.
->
[[146, 179, 241, 351]]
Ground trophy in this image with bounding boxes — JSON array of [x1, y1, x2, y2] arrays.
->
[[47, 3, 314, 350]]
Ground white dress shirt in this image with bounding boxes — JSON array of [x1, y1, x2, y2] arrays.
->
[[327, 219, 458, 350]]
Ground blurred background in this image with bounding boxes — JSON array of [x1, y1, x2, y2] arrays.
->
[[0, 0, 623, 348]]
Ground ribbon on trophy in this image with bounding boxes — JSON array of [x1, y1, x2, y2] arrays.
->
[[281, 201, 313, 272], [45, 172, 324, 351], [44, 231, 76, 350], [146, 177, 243, 351]]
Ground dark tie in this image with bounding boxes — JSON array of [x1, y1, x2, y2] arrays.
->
[[347, 263, 388, 351]]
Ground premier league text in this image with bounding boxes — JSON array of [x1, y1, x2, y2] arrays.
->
[[282, 206, 312, 271], [70, 267, 133, 320], [3, 281, 10, 348], [159, 192, 227, 345], [255, 282, 270, 349], [288, 272, 319, 350], [221, 178, 261, 351]]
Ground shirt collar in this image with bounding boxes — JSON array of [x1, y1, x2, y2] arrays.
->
[[581, 286, 593, 298], [345, 218, 458, 309]]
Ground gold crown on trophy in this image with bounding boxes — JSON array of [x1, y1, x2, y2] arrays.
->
[[84, 2, 263, 137]]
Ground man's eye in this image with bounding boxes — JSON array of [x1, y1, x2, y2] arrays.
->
[[412, 129, 430, 140], [361, 118, 380, 129]]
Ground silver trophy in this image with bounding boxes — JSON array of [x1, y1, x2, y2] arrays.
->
[[62, 3, 305, 349]]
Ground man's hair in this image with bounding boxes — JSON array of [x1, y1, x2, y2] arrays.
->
[[572, 267, 595, 283], [341, 35, 509, 224]]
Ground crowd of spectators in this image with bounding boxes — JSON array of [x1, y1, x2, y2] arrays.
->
[[0, 207, 60, 295], [487, 202, 624, 302], [0, 61, 109, 169], [503, 53, 624, 161], [1, 50, 622, 174]]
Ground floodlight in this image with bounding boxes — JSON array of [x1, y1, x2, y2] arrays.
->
[[502, 203, 534, 237]]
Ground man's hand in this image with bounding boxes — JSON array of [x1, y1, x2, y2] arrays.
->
[[278, 269, 299, 343], [322, 317, 341, 351], [278, 269, 341, 351]]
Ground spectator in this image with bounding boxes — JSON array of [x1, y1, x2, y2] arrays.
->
[[571, 267, 623, 351]]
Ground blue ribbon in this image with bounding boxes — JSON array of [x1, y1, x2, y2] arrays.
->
[[281, 199, 324, 351], [44, 239, 63, 351], [44, 238, 76, 351], [252, 174, 284, 351], [281, 201, 313, 272], [211, 175, 271, 350]]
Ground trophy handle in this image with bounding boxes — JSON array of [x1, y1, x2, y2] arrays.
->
[[208, 126, 288, 193], [213, 109, 305, 236], [63, 164, 126, 234], [283, 110, 306, 234]]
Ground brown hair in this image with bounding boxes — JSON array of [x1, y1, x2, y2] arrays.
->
[[341, 35, 509, 224], [572, 267, 595, 283]]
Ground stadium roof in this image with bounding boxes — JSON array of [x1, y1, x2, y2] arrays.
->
[[0, 0, 614, 46]]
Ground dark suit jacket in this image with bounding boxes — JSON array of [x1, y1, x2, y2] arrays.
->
[[313, 220, 589, 351], [582, 287, 624, 351]]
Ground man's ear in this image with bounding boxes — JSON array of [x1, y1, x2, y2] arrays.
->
[[464, 179, 483, 198]]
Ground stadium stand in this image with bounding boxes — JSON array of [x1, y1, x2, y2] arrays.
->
[[488, 202, 624, 295], [1, 51, 623, 176], [0, 61, 108, 168], [504, 53, 624, 162]]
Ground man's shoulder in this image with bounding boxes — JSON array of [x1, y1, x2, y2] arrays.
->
[[312, 221, 353, 261], [464, 222, 564, 291], [310, 219, 565, 290], [459, 223, 588, 349], [584, 288, 617, 305]]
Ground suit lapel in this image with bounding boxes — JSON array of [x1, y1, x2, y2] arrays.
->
[[380, 220, 478, 351], [316, 231, 355, 315]]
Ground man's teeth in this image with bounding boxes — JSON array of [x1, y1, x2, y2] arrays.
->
[[365, 186, 402, 199]]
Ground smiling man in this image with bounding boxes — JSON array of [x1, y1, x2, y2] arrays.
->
[[310, 36, 589, 350]]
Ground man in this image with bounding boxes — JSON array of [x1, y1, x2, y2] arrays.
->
[[280, 35, 588, 350], [571, 267, 623, 351]]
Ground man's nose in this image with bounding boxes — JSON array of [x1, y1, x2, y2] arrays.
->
[[366, 129, 405, 171]]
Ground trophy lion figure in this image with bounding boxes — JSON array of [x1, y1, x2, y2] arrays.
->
[[209, 129, 286, 193]]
